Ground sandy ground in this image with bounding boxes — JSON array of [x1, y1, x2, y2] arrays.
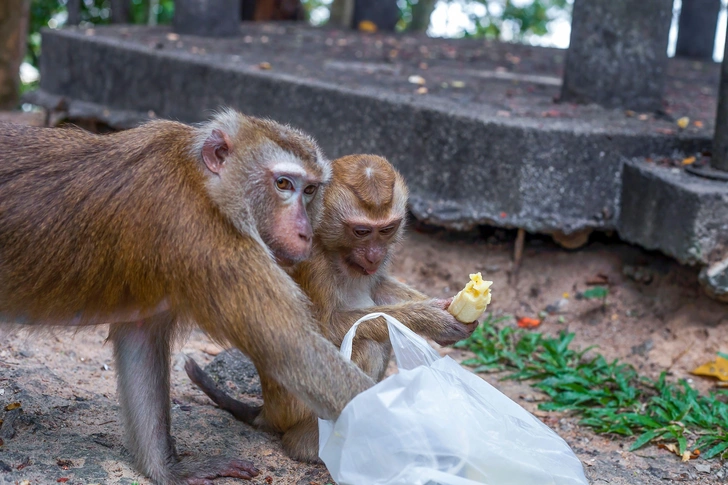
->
[[1, 224, 727, 485]]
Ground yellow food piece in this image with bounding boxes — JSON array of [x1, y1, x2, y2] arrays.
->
[[448, 273, 492, 323], [677, 116, 690, 129]]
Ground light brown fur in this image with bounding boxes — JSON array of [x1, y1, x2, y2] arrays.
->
[[186, 155, 477, 462], [0, 112, 373, 485]]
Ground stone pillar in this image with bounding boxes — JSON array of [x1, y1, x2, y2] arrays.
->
[[675, 0, 720, 61], [173, 0, 240, 37], [561, 0, 672, 112], [110, 0, 130, 24], [351, 0, 400, 31], [66, 0, 81, 25], [712, 33, 728, 172]]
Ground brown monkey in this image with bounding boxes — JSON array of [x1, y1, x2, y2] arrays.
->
[[0, 111, 375, 485], [186, 154, 477, 462]]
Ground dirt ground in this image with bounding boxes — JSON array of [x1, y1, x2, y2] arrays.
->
[[1, 222, 727, 485]]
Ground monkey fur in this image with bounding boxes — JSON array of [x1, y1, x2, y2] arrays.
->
[[0, 111, 374, 484]]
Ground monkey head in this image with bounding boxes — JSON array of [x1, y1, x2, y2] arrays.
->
[[317, 155, 408, 277], [196, 111, 331, 267]]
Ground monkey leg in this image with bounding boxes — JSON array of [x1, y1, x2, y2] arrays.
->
[[281, 415, 321, 463], [109, 315, 259, 485], [184, 357, 262, 425]]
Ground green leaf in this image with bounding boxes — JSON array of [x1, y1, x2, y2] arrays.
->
[[582, 286, 609, 299], [702, 440, 728, 459], [630, 429, 666, 451]]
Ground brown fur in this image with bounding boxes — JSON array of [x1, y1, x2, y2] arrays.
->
[[0, 112, 373, 485], [186, 155, 477, 462]]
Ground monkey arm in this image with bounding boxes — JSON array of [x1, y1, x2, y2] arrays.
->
[[372, 275, 429, 304], [180, 243, 374, 421], [327, 300, 475, 347]]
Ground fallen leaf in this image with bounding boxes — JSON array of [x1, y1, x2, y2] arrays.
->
[[562, 292, 570, 299], [415, 87, 428, 95], [517, 317, 541, 329], [499, 212, 507, 218], [258, 62, 272, 70], [694, 120, 704, 128], [58, 479, 70, 483], [682, 156, 696, 165], [625, 110, 636, 117], [677, 116, 690, 129], [408, 75, 426, 85], [681, 450, 692, 462], [166, 33, 180, 41], [638, 114, 649, 121], [691, 355, 728, 381], [451, 80, 465, 88], [5, 402, 21, 411], [358, 20, 377, 33]]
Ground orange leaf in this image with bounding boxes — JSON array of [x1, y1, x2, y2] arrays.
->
[[358, 20, 378, 33], [681, 156, 696, 165], [4, 402, 20, 411], [517, 317, 541, 328], [691, 356, 728, 381]]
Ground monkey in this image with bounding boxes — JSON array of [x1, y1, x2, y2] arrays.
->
[[185, 154, 478, 462], [0, 111, 376, 485]]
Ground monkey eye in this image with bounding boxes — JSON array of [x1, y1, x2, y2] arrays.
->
[[353, 227, 372, 238], [276, 177, 294, 191], [380, 225, 397, 235], [303, 184, 318, 196]]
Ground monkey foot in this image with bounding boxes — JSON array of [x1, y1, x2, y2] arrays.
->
[[176, 457, 260, 485]]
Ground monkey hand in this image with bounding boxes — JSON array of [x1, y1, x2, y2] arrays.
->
[[427, 298, 479, 346], [172, 456, 260, 485]]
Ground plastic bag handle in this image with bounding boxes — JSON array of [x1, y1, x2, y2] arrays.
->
[[339, 312, 441, 370]]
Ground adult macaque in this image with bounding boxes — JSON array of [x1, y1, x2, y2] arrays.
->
[[186, 154, 477, 462], [0, 111, 375, 485]]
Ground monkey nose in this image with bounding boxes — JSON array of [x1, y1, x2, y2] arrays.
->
[[298, 232, 312, 243]]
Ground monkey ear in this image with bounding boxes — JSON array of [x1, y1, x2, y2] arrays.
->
[[202, 129, 232, 174]]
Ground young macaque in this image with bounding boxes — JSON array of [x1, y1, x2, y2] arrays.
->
[[185, 154, 478, 462], [0, 111, 376, 485]]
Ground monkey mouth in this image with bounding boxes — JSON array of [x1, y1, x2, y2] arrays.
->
[[344, 257, 378, 276]]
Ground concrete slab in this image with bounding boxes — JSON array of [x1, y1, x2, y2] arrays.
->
[[619, 159, 728, 266]]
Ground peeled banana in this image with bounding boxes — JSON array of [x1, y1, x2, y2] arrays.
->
[[448, 273, 492, 323]]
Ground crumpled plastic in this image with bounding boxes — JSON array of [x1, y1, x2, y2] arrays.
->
[[319, 312, 588, 485]]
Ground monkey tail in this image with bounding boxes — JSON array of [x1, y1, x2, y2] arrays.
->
[[184, 356, 262, 425]]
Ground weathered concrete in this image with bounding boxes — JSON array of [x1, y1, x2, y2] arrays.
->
[[561, 0, 672, 111], [619, 160, 728, 266], [32, 26, 710, 238], [675, 0, 721, 61], [173, 0, 240, 37]]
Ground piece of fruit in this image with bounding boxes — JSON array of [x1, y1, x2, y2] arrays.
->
[[448, 273, 492, 323]]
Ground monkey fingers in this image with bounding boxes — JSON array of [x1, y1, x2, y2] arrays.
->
[[433, 320, 479, 346], [174, 457, 260, 485]]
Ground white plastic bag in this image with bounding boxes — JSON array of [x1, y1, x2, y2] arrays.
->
[[319, 312, 588, 485]]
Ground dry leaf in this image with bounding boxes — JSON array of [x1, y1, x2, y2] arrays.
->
[[694, 120, 704, 128], [517, 317, 541, 329], [677, 117, 690, 129], [258, 62, 272, 70], [5, 402, 21, 411], [416, 87, 428, 95], [638, 114, 649, 121], [166, 33, 180, 41], [681, 156, 696, 165], [358, 20, 377, 33], [691, 355, 728, 381]]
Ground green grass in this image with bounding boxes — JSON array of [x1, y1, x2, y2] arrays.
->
[[455, 315, 728, 459]]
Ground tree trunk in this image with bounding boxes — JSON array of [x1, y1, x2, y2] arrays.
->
[[409, 0, 436, 32], [66, 0, 81, 25], [329, 0, 354, 27], [0, 0, 29, 110], [253, 0, 305, 21], [711, 32, 728, 171]]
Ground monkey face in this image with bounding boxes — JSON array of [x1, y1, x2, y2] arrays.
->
[[339, 219, 402, 276], [260, 164, 323, 267]]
